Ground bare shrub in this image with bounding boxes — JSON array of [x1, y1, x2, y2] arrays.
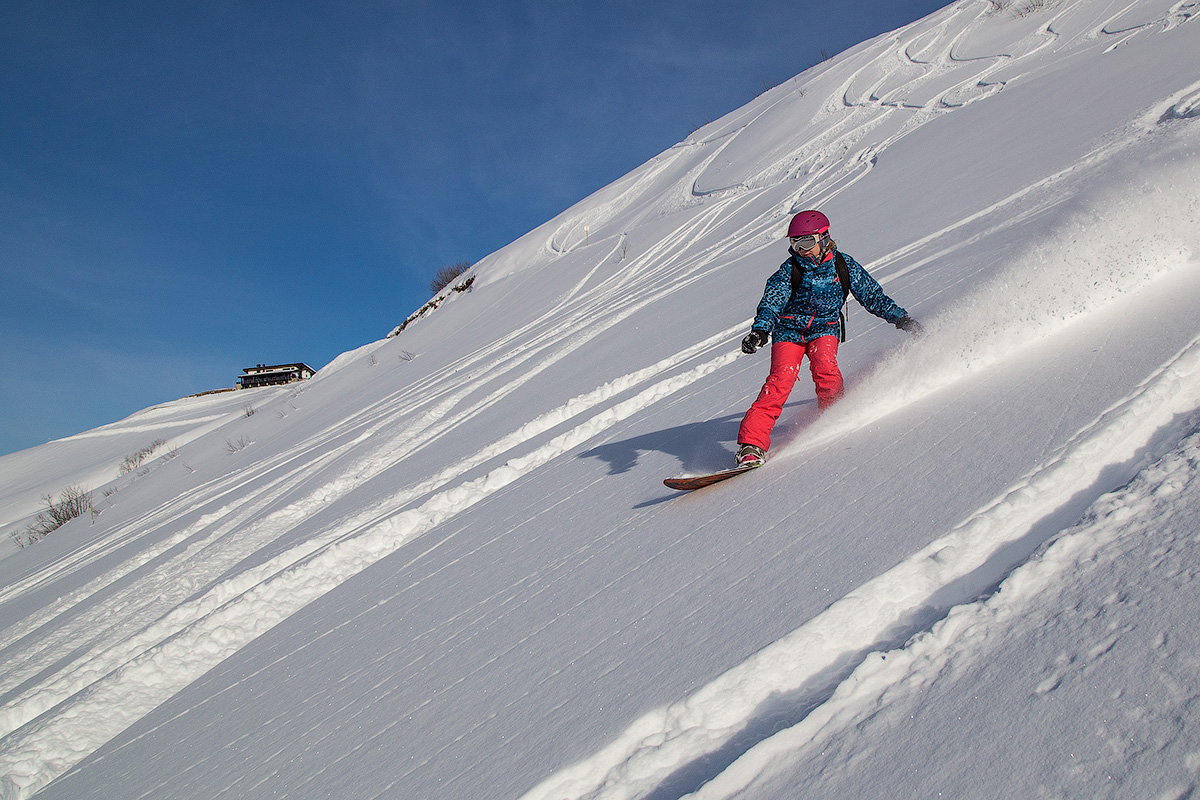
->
[[429, 261, 472, 293], [389, 275, 475, 337], [225, 436, 252, 453], [15, 485, 93, 546], [118, 439, 168, 476], [989, 0, 1059, 16], [1012, 0, 1059, 16]]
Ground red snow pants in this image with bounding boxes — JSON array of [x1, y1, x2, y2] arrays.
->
[[737, 337, 843, 451]]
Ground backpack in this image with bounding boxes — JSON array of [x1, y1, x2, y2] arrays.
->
[[790, 250, 852, 342]]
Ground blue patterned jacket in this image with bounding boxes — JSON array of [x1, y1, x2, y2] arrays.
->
[[751, 249, 907, 344]]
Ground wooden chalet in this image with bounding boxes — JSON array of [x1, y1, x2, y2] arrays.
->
[[237, 363, 315, 390]]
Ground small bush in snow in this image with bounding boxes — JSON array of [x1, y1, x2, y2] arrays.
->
[[389, 275, 475, 337], [1012, 0, 1059, 16], [13, 485, 93, 547], [986, 0, 1059, 15], [429, 261, 472, 293], [225, 436, 252, 453], [118, 439, 168, 477]]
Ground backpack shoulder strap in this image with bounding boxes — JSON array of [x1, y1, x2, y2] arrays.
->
[[834, 251, 851, 303], [834, 251, 851, 342]]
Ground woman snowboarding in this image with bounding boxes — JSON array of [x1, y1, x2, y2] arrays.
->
[[735, 210, 922, 467]]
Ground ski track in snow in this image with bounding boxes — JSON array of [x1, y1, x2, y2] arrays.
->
[[515, 52, 1200, 800], [11, 150, 1188, 798], [519, 333, 1200, 800], [0, 344, 747, 796], [0, 167, 787, 799], [2, 1, 1199, 798], [0, 202, 776, 790], [515, 159, 1200, 800], [689, 408, 1200, 800], [0, 195, 761, 707]]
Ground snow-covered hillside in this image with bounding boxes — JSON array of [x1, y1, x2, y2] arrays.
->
[[3, 0, 1200, 797]]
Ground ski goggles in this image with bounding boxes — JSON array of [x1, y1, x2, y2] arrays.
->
[[789, 231, 829, 251]]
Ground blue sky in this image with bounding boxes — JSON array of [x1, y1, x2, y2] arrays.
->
[[0, 0, 947, 457]]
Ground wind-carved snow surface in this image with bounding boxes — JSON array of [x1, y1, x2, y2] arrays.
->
[[690, 417, 1200, 800], [522, 333, 1200, 800], [2, 1, 1200, 799]]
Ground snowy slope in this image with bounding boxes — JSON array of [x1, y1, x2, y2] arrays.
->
[[0, 388, 292, 535], [2, 0, 1200, 798]]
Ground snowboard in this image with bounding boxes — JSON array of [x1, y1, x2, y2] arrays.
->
[[663, 463, 760, 491]]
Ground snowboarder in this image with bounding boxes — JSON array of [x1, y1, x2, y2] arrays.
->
[[735, 210, 922, 467]]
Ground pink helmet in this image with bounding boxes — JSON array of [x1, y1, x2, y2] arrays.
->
[[786, 210, 830, 238]]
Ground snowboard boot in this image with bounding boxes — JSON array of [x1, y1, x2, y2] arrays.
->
[[735, 443, 766, 468]]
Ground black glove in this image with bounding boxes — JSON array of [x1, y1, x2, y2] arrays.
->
[[895, 316, 924, 336], [741, 330, 769, 354]]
